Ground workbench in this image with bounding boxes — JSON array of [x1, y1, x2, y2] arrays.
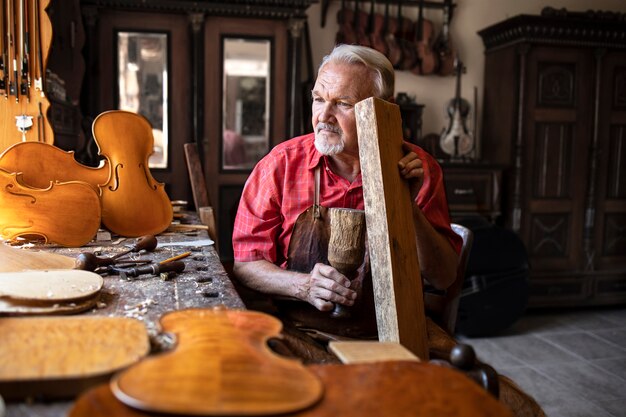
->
[[2, 219, 245, 417], [2, 217, 513, 417]]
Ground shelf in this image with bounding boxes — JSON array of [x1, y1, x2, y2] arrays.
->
[[320, 0, 455, 28]]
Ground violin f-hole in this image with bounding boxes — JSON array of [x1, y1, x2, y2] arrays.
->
[[6, 183, 36, 203], [109, 163, 124, 191]]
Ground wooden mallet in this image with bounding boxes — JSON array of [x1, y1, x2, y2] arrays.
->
[[328, 208, 366, 319]]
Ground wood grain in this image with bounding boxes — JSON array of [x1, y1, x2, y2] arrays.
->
[[355, 97, 429, 360], [92, 110, 173, 237], [328, 341, 420, 364], [0, 243, 76, 272], [0, 142, 109, 192], [71, 362, 513, 417], [111, 308, 323, 416], [0, 270, 102, 302], [0, 316, 149, 400], [0, 169, 102, 247]]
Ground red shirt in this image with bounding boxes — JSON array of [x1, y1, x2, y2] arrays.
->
[[233, 133, 462, 267]]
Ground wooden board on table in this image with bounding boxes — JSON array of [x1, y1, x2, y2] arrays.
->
[[0, 316, 150, 400], [0, 270, 102, 302], [70, 362, 513, 417], [111, 308, 323, 416], [0, 243, 76, 272], [355, 97, 429, 360], [0, 296, 97, 316], [328, 341, 420, 364]]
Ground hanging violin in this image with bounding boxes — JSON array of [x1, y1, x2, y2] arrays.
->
[[440, 59, 473, 159], [383, 1, 402, 69], [92, 110, 172, 237], [0, 0, 54, 152], [433, 0, 456, 76]]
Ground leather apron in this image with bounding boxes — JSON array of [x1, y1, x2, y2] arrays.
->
[[276, 167, 378, 338]]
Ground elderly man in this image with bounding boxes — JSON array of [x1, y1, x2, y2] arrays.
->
[[233, 44, 460, 327], [232, 44, 545, 417]]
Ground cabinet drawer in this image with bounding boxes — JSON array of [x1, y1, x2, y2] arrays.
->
[[443, 168, 501, 216]]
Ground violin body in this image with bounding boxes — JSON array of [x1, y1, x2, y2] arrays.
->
[[369, 4, 388, 57], [336, 0, 357, 45], [111, 308, 323, 415], [0, 169, 101, 247], [397, 15, 417, 70], [434, 1, 456, 76], [384, 5, 402, 68], [355, 0, 372, 48], [0, 142, 109, 192], [93, 110, 172, 237], [440, 60, 473, 158], [412, 17, 438, 75]]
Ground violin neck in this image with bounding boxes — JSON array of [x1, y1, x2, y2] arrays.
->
[[455, 61, 464, 104]]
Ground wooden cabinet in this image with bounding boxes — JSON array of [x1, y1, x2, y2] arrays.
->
[[442, 164, 502, 222], [479, 9, 626, 307]]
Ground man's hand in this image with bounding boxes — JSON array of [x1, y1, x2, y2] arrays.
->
[[398, 143, 424, 202], [297, 263, 357, 312]]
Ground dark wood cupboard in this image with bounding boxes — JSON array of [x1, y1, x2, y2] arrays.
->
[[479, 9, 626, 307]]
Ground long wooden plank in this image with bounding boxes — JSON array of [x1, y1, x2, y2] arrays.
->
[[355, 97, 429, 360]]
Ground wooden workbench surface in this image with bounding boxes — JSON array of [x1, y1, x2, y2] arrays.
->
[[3, 221, 246, 417]]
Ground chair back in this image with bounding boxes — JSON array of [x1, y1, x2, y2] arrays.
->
[[424, 223, 473, 334], [183, 143, 218, 249]]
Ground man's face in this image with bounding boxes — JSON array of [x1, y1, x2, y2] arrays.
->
[[311, 62, 376, 156]]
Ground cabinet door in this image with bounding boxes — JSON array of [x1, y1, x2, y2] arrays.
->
[[204, 17, 288, 261], [522, 47, 594, 273], [595, 51, 626, 272]]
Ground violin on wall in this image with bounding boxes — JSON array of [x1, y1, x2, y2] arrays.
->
[[0, 0, 54, 152], [433, 0, 456, 76], [439, 59, 473, 159], [411, 0, 437, 75], [332, 0, 456, 79]]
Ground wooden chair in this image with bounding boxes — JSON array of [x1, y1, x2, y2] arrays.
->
[[183, 143, 218, 251], [424, 223, 474, 335]]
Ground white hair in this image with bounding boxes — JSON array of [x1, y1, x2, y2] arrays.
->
[[318, 44, 395, 100]]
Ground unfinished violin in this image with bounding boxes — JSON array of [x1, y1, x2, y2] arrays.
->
[[0, 141, 109, 191], [110, 308, 323, 415], [92, 110, 172, 237], [0, 168, 101, 247]]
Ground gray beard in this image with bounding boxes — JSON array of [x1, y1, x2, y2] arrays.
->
[[314, 124, 344, 155]]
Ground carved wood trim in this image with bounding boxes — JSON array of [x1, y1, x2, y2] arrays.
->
[[80, 0, 313, 19], [479, 9, 626, 52]]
